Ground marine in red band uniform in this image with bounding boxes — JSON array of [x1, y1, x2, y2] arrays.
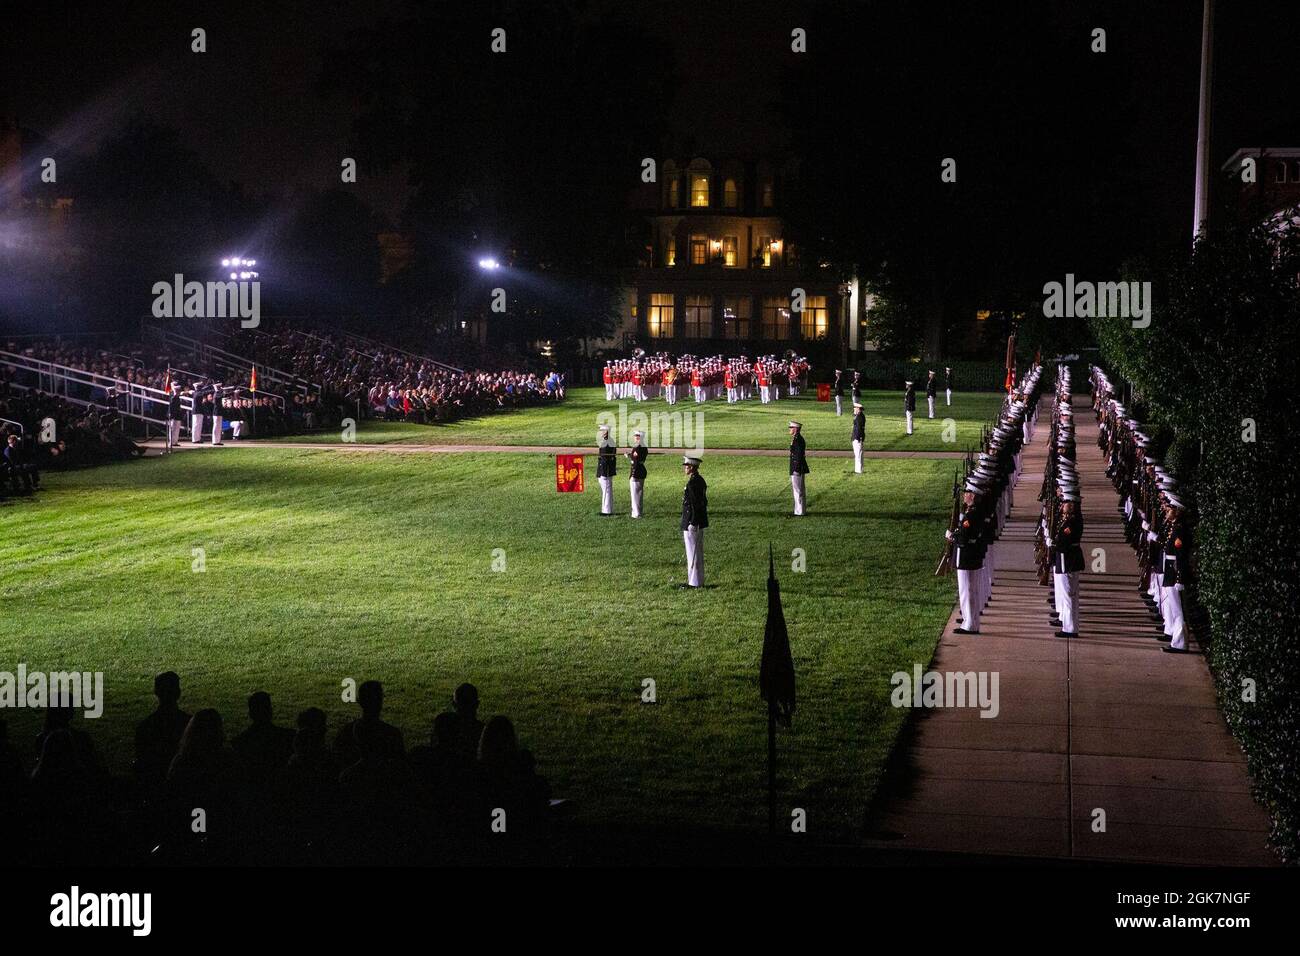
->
[[725, 367, 736, 403], [603, 362, 613, 401]]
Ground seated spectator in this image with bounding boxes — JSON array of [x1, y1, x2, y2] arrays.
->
[[133, 671, 191, 792], [161, 709, 245, 862], [447, 682, 486, 761], [231, 691, 296, 794], [334, 680, 404, 766]]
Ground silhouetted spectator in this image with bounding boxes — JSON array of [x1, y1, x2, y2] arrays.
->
[[161, 709, 245, 862], [231, 691, 295, 790], [133, 671, 191, 791], [339, 711, 414, 863], [448, 682, 486, 761], [475, 716, 550, 837], [36, 704, 104, 779], [334, 680, 404, 765], [278, 707, 342, 861]]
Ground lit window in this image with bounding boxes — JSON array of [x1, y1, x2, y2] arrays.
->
[[648, 293, 675, 337], [759, 237, 771, 267], [723, 178, 738, 208], [761, 179, 774, 207], [665, 237, 676, 267], [690, 235, 708, 265], [799, 295, 828, 340], [723, 236, 738, 266], [684, 295, 712, 338], [723, 297, 751, 339], [762, 296, 790, 339], [691, 174, 710, 207]]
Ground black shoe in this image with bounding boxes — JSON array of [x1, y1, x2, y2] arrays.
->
[[1054, 630, 1077, 638], [953, 627, 980, 635], [1162, 645, 1188, 654], [676, 583, 697, 589], [1156, 632, 1171, 642]]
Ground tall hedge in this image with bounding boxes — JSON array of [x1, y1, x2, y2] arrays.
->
[[1090, 224, 1300, 861]]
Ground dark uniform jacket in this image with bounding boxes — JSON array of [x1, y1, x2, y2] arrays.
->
[[680, 473, 708, 530], [596, 441, 617, 478], [953, 509, 985, 570], [833, 377, 843, 397], [628, 444, 647, 481], [1053, 510, 1085, 573], [211, 388, 224, 417], [904, 386, 916, 413], [851, 411, 866, 442], [167, 393, 182, 419], [851, 382, 862, 401], [926, 377, 937, 398], [789, 433, 810, 475], [945, 369, 954, 390], [1162, 524, 1190, 587]]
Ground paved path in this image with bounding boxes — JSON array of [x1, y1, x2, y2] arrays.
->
[[863, 392, 1276, 865], [140, 439, 965, 460]]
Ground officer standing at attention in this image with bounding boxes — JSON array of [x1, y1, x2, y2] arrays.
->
[[1050, 495, 1084, 637], [903, 381, 916, 435], [680, 456, 708, 588], [851, 400, 866, 474], [190, 380, 207, 444], [833, 369, 844, 416], [851, 370, 862, 408], [627, 429, 648, 518], [788, 420, 810, 516], [945, 366, 953, 406], [166, 382, 183, 451], [596, 423, 617, 515], [948, 487, 985, 634], [210, 382, 225, 446], [926, 370, 937, 419]]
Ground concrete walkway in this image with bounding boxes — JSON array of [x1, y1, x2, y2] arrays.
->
[[140, 439, 965, 460], [863, 393, 1276, 865]]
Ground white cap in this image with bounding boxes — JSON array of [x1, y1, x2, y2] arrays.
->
[[683, 455, 702, 466], [788, 421, 802, 429], [598, 424, 610, 434]]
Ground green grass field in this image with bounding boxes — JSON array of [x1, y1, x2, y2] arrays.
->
[[286, 386, 1005, 452], [0, 445, 959, 837]]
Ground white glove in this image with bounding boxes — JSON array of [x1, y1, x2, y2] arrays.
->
[[687, 524, 698, 532]]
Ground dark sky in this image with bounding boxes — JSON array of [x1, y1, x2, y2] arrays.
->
[[3, 0, 1297, 240]]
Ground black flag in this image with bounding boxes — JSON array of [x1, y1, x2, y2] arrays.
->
[[760, 545, 796, 727]]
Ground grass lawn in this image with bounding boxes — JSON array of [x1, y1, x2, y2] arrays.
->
[[284, 386, 1006, 452], [1, 447, 957, 837]]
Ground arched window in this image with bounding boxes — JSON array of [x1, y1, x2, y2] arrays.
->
[[668, 178, 680, 207], [691, 174, 710, 207], [723, 178, 738, 208]]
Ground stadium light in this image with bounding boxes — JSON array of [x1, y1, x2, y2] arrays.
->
[[478, 257, 500, 270]]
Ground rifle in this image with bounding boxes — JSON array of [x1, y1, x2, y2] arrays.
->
[[936, 470, 961, 576]]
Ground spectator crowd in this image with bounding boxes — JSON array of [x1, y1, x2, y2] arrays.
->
[[0, 675, 557, 866]]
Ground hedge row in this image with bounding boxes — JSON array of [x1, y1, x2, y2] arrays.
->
[[1090, 224, 1300, 862]]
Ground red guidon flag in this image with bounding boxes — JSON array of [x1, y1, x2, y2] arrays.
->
[[556, 454, 584, 493], [250, 367, 258, 392], [816, 383, 831, 402]]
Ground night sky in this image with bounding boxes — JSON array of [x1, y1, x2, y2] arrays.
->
[[3, 0, 1297, 259]]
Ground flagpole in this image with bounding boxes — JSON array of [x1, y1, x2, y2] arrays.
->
[[768, 696, 777, 834]]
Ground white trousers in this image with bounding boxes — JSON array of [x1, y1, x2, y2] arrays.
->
[[605, 383, 613, 400], [905, 411, 914, 434], [1160, 582, 1187, 648], [957, 568, 981, 632], [760, 386, 770, 404], [683, 527, 704, 586], [695, 387, 705, 403], [599, 475, 613, 514], [1055, 571, 1079, 633], [835, 395, 842, 416], [191, 414, 205, 443], [629, 478, 643, 518], [791, 473, 806, 515], [852, 439, 864, 473], [167, 419, 182, 448], [210, 416, 223, 444], [946, 388, 951, 406], [231, 421, 243, 438], [927, 395, 935, 418]]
